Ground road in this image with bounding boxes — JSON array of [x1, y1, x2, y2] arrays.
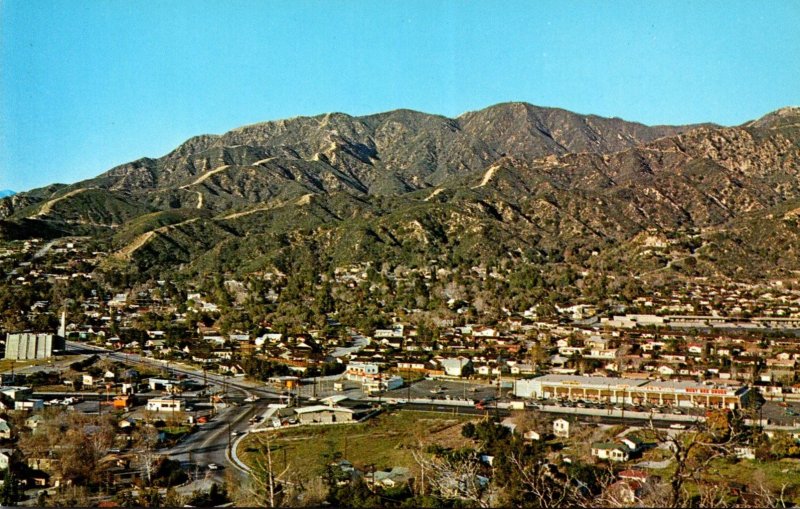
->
[[65, 341, 281, 399], [62, 341, 286, 490]]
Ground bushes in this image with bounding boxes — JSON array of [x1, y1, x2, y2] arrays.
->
[[69, 354, 99, 372]]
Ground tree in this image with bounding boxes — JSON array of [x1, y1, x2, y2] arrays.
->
[[0, 469, 21, 506], [412, 449, 493, 508], [643, 415, 750, 508], [132, 425, 161, 487], [244, 434, 291, 508]]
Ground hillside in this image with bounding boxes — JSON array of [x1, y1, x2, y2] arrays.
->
[[1, 102, 798, 283]]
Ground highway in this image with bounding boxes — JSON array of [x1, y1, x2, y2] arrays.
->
[[64, 341, 286, 399], [62, 341, 284, 489]]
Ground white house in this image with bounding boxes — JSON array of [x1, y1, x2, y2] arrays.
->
[[439, 357, 472, 377], [510, 363, 535, 375], [734, 446, 756, 460], [0, 449, 13, 470], [591, 442, 631, 462], [0, 419, 10, 440], [553, 418, 570, 438], [657, 365, 676, 376], [524, 430, 541, 441]]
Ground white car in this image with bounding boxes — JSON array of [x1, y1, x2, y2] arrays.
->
[[207, 463, 219, 470]]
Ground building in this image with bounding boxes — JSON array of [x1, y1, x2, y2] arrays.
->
[[293, 405, 355, 425], [0, 418, 11, 440], [14, 399, 44, 411], [145, 397, 186, 413], [514, 374, 751, 409], [0, 449, 13, 470], [553, 418, 570, 438], [591, 442, 631, 462], [4, 333, 64, 360], [4, 311, 66, 360], [345, 362, 380, 381], [439, 357, 473, 377], [363, 375, 404, 394]]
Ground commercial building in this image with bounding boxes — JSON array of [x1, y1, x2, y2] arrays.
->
[[345, 362, 380, 381], [4, 333, 64, 360], [145, 397, 186, 413], [293, 405, 355, 425], [4, 311, 66, 360], [514, 374, 751, 409], [363, 375, 404, 394]]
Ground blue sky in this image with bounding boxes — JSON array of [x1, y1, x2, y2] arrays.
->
[[2, 1, 799, 192]]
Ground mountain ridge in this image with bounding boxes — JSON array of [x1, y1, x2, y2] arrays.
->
[[1, 102, 798, 284]]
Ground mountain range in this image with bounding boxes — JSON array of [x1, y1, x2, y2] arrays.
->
[[2, 102, 799, 282]]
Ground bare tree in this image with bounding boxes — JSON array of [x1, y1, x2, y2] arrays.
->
[[645, 412, 748, 508], [412, 449, 492, 508], [506, 453, 615, 508], [242, 434, 291, 508], [132, 425, 161, 487]]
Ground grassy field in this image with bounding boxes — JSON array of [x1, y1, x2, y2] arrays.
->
[[708, 457, 800, 494], [644, 455, 800, 503], [0, 358, 54, 373], [238, 410, 477, 477]]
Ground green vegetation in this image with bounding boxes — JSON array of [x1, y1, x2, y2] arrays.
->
[[239, 411, 474, 476]]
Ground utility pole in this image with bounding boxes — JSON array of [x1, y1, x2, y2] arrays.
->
[[406, 366, 411, 404], [494, 372, 501, 421]]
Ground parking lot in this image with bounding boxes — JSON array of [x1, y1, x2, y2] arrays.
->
[[760, 400, 800, 426], [530, 397, 708, 417], [382, 378, 500, 402]]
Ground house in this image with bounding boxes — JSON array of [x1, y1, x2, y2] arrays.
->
[[25, 414, 44, 430], [524, 430, 541, 441], [591, 442, 631, 462], [439, 357, 473, 377], [619, 435, 646, 454], [0, 449, 14, 470], [657, 365, 676, 376], [734, 446, 756, 460], [553, 418, 570, 438], [371, 466, 412, 488], [0, 419, 11, 440], [397, 359, 428, 371], [328, 460, 358, 486], [510, 363, 535, 375]]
